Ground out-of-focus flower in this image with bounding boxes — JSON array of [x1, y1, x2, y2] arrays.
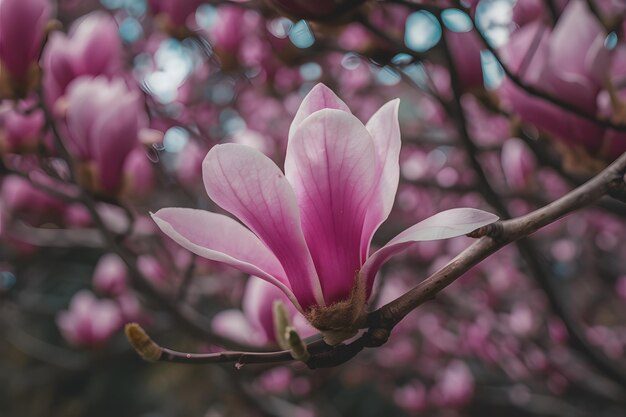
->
[[206, 5, 246, 52], [42, 11, 121, 107], [430, 360, 475, 408], [121, 148, 155, 198], [501, 138, 536, 191], [0, 106, 45, 153], [62, 76, 147, 195], [499, 1, 611, 161], [153, 84, 498, 344], [255, 367, 293, 394], [148, 0, 202, 35], [394, 381, 427, 413], [0, 0, 50, 98], [57, 290, 123, 347], [212, 277, 315, 346], [230, 128, 275, 156], [1, 175, 66, 226], [137, 255, 169, 288], [338, 5, 409, 63], [176, 141, 207, 188], [264, 0, 366, 21], [93, 254, 128, 296]]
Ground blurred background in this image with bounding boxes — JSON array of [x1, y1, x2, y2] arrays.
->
[[2, 0, 626, 416]]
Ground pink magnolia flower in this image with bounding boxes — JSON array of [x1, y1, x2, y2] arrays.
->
[[93, 254, 128, 296], [153, 84, 497, 342], [0, 0, 50, 97], [212, 277, 315, 346], [498, 0, 609, 156], [57, 290, 123, 347], [62, 76, 147, 195], [42, 11, 122, 106]]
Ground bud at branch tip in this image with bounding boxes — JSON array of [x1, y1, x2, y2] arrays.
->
[[124, 323, 162, 362]]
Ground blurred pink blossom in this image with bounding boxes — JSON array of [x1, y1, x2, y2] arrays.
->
[[93, 254, 128, 296], [42, 11, 122, 106], [0, 0, 50, 96], [394, 380, 427, 413], [1, 175, 66, 226], [212, 277, 315, 346], [122, 148, 155, 198], [206, 5, 246, 52], [57, 290, 123, 347], [499, 0, 611, 158], [153, 84, 497, 341], [255, 367, 293, 394], [62, 76, 147, 195], [137, 255, 169, 287], [430, 360, 475, 408]]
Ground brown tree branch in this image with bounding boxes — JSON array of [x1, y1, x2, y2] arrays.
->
[[370, 150, 626, 325], [126, 151, 626, 369]]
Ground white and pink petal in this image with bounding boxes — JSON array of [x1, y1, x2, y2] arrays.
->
[[361, 98, 402, 259], [361, 208, 499, 295], [202, 144, 323, 309], [285, 109, 379, 305], [152, 207, 302, 309], [288, 83, 351, 141]]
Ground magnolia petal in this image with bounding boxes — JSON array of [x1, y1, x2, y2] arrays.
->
[[65, 77, 106, 159], [361, 208, 499, 294], [71, 11, 122, 76], [242, 277, 292, 343], [361, 98, 401, 260], [203, 144, 323, 309], [152, 207, 301, 309], [212, 309, 265, 346], [285, 109, 378, 305], [93, 92, 141, 193], [0, 0, 50, 76], [288, 83, 351, 140]]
